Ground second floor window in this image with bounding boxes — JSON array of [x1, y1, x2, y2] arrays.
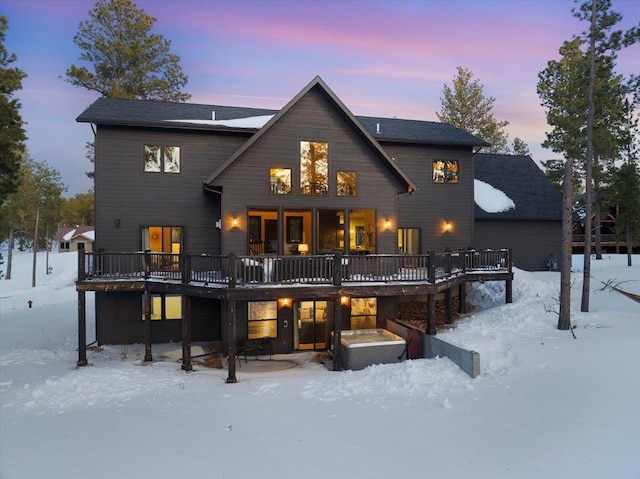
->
[[270, 168, 291, 194], [144, 145, 181, 173], [337, 171, 356, 196], [300, 141, 328, 195], [432, 160, 458, 184]]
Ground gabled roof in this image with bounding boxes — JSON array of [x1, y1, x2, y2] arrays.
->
[[204, 76, 416, 191], [77, 82, 488, 148], [76, 98, 277, 133], [55, 226, 95, 242], [474, 154, 562, 221]]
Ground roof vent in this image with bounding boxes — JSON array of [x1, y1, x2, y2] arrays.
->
[[212, 111, 216, 121], [376, 123, 380, 134]]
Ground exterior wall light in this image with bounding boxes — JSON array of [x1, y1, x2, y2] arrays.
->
[[340, 295, 350, 306], [444, 221, 453, 233], [231, 217, 239, 227], [279, 297, 291, 308], [384, 219, 391, 230]]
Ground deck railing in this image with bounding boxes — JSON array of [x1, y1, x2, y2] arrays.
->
[[78, 249, 511, 286]]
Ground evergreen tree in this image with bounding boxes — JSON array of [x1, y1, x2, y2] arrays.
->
[[1, 154, 66, 281], [62, 190, 95, 226], [437, 66, 510, 154], [64, 0, 190, 102], [0, 16, 27, 206], [512, 137, 532, 156]]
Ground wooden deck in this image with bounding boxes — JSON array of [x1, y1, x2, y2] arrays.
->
[[75, 249, 514, 380]]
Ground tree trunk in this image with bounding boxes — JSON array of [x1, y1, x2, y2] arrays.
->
[[593, 169, 603, 259], [32, 207, 40, 288], [6, 228, 14, 280], [626, 218, 632, 267], [559, 159, 573, 330], [45, 224, 50, 275], [581, 0, 597, 313]]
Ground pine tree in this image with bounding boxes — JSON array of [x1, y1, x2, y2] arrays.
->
[[0, 16, 27, 206], [437, 66, 510, 154], [64, 0, 190, 102]]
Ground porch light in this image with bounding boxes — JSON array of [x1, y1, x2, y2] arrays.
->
[[384, 218, 391, 230], [279, 297, 291, 308], [443, 221, 453, 233], [340, 295, 350, 306], [232, 217, 239, 227]]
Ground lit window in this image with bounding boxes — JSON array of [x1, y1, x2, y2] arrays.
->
[[144, 294, 182, 320], [300, 141, 328, 195], [350, 298, 377, 330], [337, 171, 356, 196], [432, 160, 458, 184], [144, 145, 181, 173], [270, 168, 291, 194], [248, 301, 278, 339]]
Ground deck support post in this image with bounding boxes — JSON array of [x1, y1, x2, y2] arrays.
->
[[181, 295, 193, 371], [143, 289, 152, 362], [332, 294, 342, 371], [77, 290, 88, 367], [506, 248, 513, 304], [458, 283, 466, 314], [226, 299, 237, 383], [426, 293, 436, 335], [444, 288, 453, 325]]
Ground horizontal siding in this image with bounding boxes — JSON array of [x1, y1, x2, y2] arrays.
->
[[214, 87, 402, 255], [96, 292, 222, 344], [94, 126, 244, 254], [385, 143, 474, 252], [475, 220, 562, 271]]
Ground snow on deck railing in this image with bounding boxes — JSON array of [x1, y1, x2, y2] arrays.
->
[[78, 249, 510, 285]]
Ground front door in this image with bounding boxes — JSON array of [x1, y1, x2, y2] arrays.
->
[[294, 301, 332, 350]]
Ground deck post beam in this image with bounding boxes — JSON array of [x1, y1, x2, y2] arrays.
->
[[181, 296, 193, 372], [143, 288, 152, 362], [332, 293, 342, 371], [506, 248, 513, 304], [226, 299, 238, 383], [445, 287, 453, 325], [458, 283, 466, 314], [77, 290, 88, 367]]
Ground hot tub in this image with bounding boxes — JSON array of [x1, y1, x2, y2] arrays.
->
[[336, 329, 406, 370]]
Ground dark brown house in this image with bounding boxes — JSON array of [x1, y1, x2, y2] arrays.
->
[[76, 76, 523, 366]]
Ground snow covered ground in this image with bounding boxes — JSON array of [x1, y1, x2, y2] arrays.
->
[[1, 251, 639, 479]]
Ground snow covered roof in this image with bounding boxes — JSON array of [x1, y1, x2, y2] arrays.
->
[[55, 226, 95, 242], [474, 154, 562, 221]]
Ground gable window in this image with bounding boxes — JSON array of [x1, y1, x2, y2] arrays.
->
[[432, 160, 458, 184], [300, 141, 328, 195], [270, 168, 291, 194], [144, 145, 181, 173], [337, 171, 356, 196]]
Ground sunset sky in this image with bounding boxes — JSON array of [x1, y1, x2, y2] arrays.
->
[[4, 0, 639, 196]]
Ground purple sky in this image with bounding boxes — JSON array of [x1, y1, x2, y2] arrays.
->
[[4, 0, 639, 196]]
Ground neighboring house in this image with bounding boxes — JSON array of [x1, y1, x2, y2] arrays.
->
[[55, 226, 95, 253], [76, 76, 523, 360], [473, 154, 562, 271]]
